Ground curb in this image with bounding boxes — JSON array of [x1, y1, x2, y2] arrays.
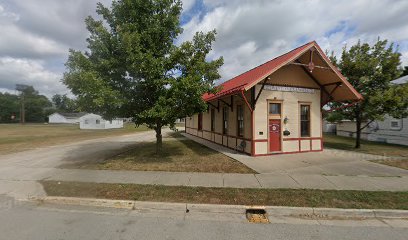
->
[[29, 196, 408, 219], [31, 196, 136, 209]]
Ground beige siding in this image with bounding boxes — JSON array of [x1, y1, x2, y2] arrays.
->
[[300, 140, 311, 151], [255, 142, 268, 154], [283, 141, 299, 152], [312, 139, 321, 150]]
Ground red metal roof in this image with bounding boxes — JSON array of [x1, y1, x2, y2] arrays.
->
[[203, 41, 315, 101]]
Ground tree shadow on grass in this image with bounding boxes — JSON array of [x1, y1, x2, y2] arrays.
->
[[115, 141, 185, 164], [58, 141, 142, 168]]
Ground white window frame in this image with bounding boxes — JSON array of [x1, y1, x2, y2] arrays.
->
[[390, 119, 402, 130]]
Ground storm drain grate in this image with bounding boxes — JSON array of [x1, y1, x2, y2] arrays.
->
[[246, 209, 269, 223]]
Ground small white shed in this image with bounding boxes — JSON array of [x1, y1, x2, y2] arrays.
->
[[79, 113, 124, 130], [48, 112, 87, 124]]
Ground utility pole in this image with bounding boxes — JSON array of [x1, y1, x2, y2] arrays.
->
[[16, 84, 29, 124]]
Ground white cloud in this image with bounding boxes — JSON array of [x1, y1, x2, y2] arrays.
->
[[179, 0, 408, 81], [0, 3, 65, 59], [182, 0, 196, 12], [0, 57, 67, 97], [0, 0, 108, 96]]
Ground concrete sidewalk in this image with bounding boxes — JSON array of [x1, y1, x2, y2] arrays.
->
[[1, 166, 407, 193]]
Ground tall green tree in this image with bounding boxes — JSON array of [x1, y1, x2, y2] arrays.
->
[[63, 0, 223, 151], [52, 94, 77, 112], [22, 86, 52, 122], [331, 39, 408, 148], [0, 93, 19, 123]]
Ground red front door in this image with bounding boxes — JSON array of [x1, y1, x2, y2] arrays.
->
[[269, 119, 281, 152]]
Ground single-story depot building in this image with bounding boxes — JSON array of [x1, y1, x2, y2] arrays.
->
[[185, 41, 362, 156]]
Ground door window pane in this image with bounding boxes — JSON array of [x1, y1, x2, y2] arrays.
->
[[269, 103, 281, 115]]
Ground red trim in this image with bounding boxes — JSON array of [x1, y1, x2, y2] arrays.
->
[[283, 137, 322, 141], [253, 139, 268, 142]]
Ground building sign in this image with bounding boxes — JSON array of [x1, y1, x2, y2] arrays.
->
[[264, 85, 315, 94]]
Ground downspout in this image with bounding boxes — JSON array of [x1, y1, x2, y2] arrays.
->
[[240, 90, 253, 113]]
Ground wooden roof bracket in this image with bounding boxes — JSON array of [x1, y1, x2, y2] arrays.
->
[[251, 86, 256, 110], [219, 99, 232, 109], [322, 81, 342, 87], [322, 82, 342, 106], [207, 102, 219, 111], [253, 77, 270, 110]]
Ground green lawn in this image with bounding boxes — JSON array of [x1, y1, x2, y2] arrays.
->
[[323, 134, 408, 157], [0, 123, 149, 155], [41, 181, 408, 210], [64, 132, 256, 174]]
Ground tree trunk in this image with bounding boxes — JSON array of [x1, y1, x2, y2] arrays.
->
[[155, 126, 162, 154], [355, 112, 361, 149]]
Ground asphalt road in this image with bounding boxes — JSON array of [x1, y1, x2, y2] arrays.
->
[[1, 197, 407, 240]]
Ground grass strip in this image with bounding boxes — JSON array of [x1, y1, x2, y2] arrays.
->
[[323, 134, 408, 157], [372, 159, 408, 170], [41, 181, 408, 210]]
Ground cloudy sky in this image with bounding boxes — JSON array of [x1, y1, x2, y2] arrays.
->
[[0, 0, 407, 97]]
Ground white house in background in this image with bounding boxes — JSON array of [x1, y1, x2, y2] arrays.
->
[[48, 112, 87, 124], [79, 113, 124, 130], [175, 118, 185, 123], [337, 75, 408, 146]]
